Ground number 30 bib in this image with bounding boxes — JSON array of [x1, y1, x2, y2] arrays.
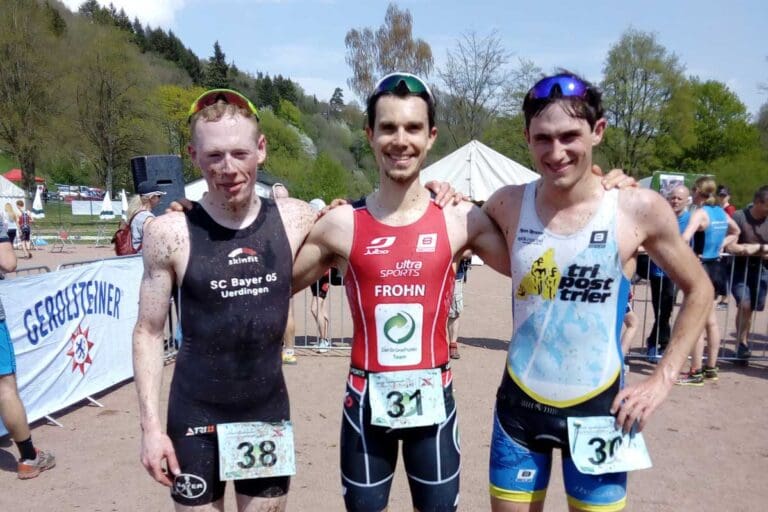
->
[[567, 416, 652, 475], [217, 421, 296, 481], [368, 368, 446, 428]]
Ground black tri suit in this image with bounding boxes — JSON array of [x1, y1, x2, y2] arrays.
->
[[167, 199, 293, 506]]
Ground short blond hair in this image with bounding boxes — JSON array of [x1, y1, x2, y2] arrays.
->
[[189, 101, 260, 145]]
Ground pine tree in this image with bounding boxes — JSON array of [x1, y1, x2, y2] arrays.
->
[[204, 41, 230, 88]]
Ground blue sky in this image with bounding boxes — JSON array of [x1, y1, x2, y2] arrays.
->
[[61, 0, 767, 116]]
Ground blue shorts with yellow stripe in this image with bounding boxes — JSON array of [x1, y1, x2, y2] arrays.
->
[[489, 372, 627, 511]]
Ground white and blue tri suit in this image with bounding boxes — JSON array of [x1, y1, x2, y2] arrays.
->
[[490, 184, 630, 511]]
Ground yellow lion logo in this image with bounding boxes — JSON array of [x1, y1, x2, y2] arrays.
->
[[516, 248, 560, 300]]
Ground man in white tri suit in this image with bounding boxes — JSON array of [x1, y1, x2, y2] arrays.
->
[[483, 72, 713, 512]]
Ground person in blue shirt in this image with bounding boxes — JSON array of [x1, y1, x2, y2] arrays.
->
[[645, 185, 692, 361], [676, 177, 740, 384]]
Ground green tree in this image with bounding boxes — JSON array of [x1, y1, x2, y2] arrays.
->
[[672, 79, 755, 171], [757, 102, 768, 152], [481, 115, 532, 168], [155, 84, 206, 180], [437, 30, 511, 147], [600, 29, 688, 175], [344, 3, 433, 100], [44, 1, 67, 36], [75, 28, 156, 193], [0, 0, 62, 197], [295, 152, 349, 202], [204, 41, 230, 88], [278, 99, 302, 127], [330, 87, 345, 118]]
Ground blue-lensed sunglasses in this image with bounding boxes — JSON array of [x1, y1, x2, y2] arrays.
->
[[371, 72, 435, 103], [528, 74, 588, 100]]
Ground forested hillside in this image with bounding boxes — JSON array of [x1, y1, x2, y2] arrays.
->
[[1, 1, 766, 205]]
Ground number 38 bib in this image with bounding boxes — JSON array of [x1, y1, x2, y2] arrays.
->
[[217, 421, 295, 481], [567, 416, 652, 475], [369, 368, 446, 428]]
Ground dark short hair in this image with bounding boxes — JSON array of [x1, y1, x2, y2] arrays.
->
[[754, 185, 768, 204], [366, 81, 436, 130], [522, 72, 604, 130]]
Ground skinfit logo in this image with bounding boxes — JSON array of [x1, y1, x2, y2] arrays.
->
[[228, 247, 259, 265], [364, 236, 396, 255], [383, 311, 416, 344], [173, 473, 207, 499]]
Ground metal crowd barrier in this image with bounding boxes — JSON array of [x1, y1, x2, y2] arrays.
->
[[630, 253, 766, 362]]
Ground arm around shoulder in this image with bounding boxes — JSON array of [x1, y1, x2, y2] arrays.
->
[[292, 205, 349, 293]]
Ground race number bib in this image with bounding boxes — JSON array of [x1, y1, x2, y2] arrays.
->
[[217, 421, 295, 481], [369, 368, 446, 428], [567, 416, 652, 475]]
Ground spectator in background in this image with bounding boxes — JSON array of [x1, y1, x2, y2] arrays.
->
[[447, 252, 471, 360], [646, 185, 692, 362], [727, 185, 768, 362], [676, 177, 740, 385], [0, 219, 56, 478], [126, 182, 165, 253], [3, 203, 17, 249], [718, 185, 737, 217], [306, 198, 332, 354], [15, 200, 32, 259], [273, 183, 298, 365]]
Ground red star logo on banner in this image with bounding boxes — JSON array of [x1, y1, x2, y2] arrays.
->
[[66, 325, 94, 375]]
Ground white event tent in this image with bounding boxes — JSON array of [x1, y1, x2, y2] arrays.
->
[[0, 175, 24, 206], [420, 140, 539, 201]]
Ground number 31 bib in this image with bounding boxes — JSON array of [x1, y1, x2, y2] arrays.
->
[[368, 368, 446, 428]]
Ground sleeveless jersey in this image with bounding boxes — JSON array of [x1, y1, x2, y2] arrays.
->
[[172, 199, 292, 406], [507, 184, 630, 408], [700, 205, 728, 260], [650, 210, 690, 277], [345, 198, 454, 374]]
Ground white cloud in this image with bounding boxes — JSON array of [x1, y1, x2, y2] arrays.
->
[[59, 0, 188, 28]]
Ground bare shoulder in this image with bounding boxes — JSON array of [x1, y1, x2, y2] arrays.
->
[[276, 197, 316, 239], [143, 212, 187, 261], [312, 203, 355, 236], [617, 188, 672, 229], [485, 184, 526, 217]]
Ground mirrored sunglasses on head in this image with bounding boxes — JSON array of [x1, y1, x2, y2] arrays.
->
[[528, 74, 589, 100], [371, 72, 435, 102], [188, 88, 260, 121]]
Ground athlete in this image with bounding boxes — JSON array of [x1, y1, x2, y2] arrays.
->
[[292, 72, 632, 512], [133, 89, 316, 511], [482, 73, 712, 512], [677, 177, 740, 384]]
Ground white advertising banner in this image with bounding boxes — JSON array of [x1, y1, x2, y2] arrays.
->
[[0, 256, 142, 436]]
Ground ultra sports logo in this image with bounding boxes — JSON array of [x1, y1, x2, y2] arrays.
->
[[383, 311, 416, 344], [227, 247, 259, 266], [66, 323, 94, 375]]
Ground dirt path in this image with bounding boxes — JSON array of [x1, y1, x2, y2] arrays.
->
[[1, 257, 766, 511]]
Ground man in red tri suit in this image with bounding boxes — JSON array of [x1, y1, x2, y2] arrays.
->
[[292, 73, 630, 512]]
